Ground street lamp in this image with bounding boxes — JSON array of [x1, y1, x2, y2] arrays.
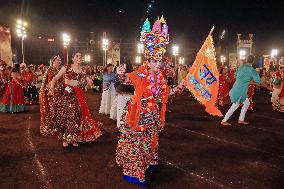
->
[[220, 55, 226, 65], [137, 43, 144, 54], [220, 30, 226, 40], [62, 33, 71, 64], [179, 57, 185, 64], [84, 54, 91, 63], [135, 56, 142, 64], [16, 19, 27, 64], [102, 38, 109, 66], [271, 49, 278, 58], [172, 45, 179, 66], [239, 50, 246, 61]]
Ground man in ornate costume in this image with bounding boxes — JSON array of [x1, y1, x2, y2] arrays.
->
[[116, 16, 186, 186], [39, 55, 64, 135]]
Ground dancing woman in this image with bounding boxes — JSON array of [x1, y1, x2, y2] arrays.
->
[[99, 63, 119, 118], [39, 55, 64, 135], [218, 67, 231, 107], [22, 66, 39, 105], [0, 64, 26, 113], [247, 81, 255, 110], [0, 59, 10, 99], [49, 52, 102, 147], [271, 65, 284, 112]]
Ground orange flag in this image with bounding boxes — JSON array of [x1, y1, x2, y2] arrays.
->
[[186, 27, 223, 117]]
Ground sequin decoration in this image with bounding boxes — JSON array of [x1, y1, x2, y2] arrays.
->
[[54, 65, 102, 143]]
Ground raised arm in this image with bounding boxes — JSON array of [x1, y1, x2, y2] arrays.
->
[[49, 66, 66, 92], [169, 79, 187, 96]]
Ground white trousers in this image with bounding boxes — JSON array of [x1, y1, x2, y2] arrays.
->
[[271, 88, 281, 103], [222, 98, 250, 122]]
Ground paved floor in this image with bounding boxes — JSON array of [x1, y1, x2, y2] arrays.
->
[[0, 90, 283, 189]]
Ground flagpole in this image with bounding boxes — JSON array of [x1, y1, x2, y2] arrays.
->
[[209, 26, 215, 35]]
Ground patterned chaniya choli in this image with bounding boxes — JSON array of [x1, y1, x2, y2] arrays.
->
[[272, 71, 284, 112], [0, 72, 26, 113], [22, 71, 39, 104], [218, 73, 231, 107], [247, 81, 255, 110], [0, 71, 10, 99], [56, 65, 102, 143], [116, 64, 170, 183], [39, 66, 64, 135]]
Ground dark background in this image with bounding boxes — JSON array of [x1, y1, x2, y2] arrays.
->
[[1, 0, 284, 62]]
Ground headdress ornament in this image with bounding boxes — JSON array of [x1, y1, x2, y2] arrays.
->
[[140, 16, 170, 62]]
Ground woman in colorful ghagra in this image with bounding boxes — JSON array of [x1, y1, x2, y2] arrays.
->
[[49, 52, 102, 147], [271, 65, 284, 112], [0, 64, 26, 113], [22, 65, 39, 105], [116, 16, 186, 187], [0, 59, 10, 99], [218, 67, 231, 107], [39, 55, 64, 135]]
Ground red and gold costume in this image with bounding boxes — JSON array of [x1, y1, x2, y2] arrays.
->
[[272, 70, 284, 112], [22, 70, 39, 104], [55, 65, 102, 143], [116, 16, 171, 186], [228, 67, 237, 88], [247, 82, 255, 110], [0, 71, 9, 99], [0, 71, 25, 113], [22, 70, 36, 84], [218, 73, 231, 106], [39, 66, 64, 135], [116, 63, 169, 183]]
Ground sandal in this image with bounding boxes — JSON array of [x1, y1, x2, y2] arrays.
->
[[221, 121, 231, 126], [238, 121, 249, 125], [72, 143, 79, 147], [63, 142, 69, 148]]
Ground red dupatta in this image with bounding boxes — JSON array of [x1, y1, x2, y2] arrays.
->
[[67, 85, 102, 140], [125, 63, 169, 132]]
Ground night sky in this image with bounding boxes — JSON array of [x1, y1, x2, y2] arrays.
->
[[1, 0, 284, 52]]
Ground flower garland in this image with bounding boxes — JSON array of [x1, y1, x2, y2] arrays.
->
[[137, 63, 168, 114]]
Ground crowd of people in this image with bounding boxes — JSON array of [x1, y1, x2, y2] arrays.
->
[[0, 52, 283, 186], [0, 17, 283, 187], [217, 59, 284, 114]]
